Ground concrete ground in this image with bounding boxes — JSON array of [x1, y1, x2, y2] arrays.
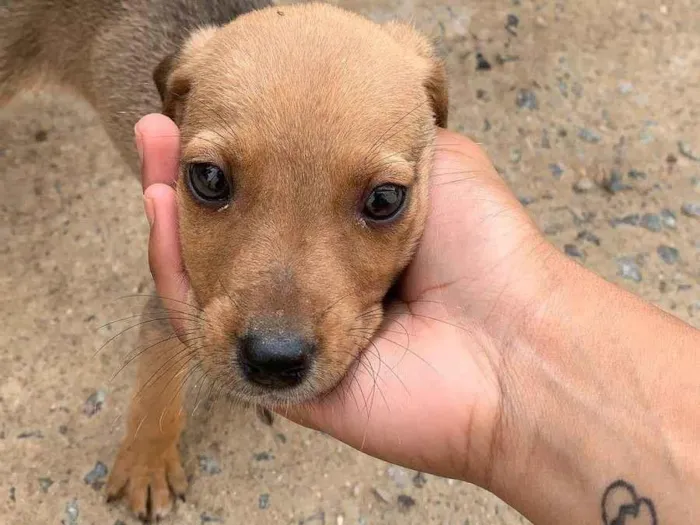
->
[[1, 0, 698, 524]]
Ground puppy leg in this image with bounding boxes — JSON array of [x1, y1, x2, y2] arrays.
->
[[106, 301, 189, 521]]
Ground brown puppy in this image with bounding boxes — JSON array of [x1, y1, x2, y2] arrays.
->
[[2, 1, 447, 520]]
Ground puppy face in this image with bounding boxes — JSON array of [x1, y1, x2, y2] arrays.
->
[[155, 4, 447, 406]]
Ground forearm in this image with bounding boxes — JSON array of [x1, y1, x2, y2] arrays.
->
[[493, 251, 700, 525]]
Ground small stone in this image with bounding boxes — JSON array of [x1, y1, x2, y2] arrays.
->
[[618, 81, 634, 94], [253, 452, 274, 462], [198, 455, 222, 475], [578, 128, 601, 144], [9, 487, 15, 502], [83, 390, 106, 417], [38, 478, 54, 493], [660, 209, 677, 229], [627, 169, 647, 180], [300, 512, 326, 524], [564, 244, 585, 259], [65, 499, 79, 525], [518, 195, 536, 206], [496, 53, 520, 64], [678, 141, 700, 161], [681, 202, 700, 218], [386, 466, 410, 488], [84, 461, 108, 489], [610, 214, 640, 227], [371, 487, 391, 504], [577, 230, 601, 246], [689, 301, 700, 317], [17, 430, 43, 439], [573, 177, 594, 193], [516, 89, 538, 110], [336, 516, 344, 525], [640, 214, 663, 232], [617, 257, 643, 282], [505, 14, 519, 34], [657, 245, 680, 265], [412, 472, 428, 488], [475, 52, 492, 71], [510, 149, 522, 164], [549, 163, 564, 178], [603, 170, 632, 194], [258, 493, 270, 510], [541, 129, 551, 149], [397, 494, 416, 512], [35, 130, 48, 142], [476, 88, 489, 101]]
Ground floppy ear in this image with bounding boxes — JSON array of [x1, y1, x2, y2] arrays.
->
[[152, 26, 219, 124], [383, 21, 449, 128]]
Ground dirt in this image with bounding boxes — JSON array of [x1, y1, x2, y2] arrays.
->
[[1, 1, 698, 524]]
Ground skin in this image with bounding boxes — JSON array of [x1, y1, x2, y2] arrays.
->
[[138, 114, 700, 525]]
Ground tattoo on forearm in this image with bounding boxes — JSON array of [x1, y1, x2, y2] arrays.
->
[[602, 480, 658, 525]]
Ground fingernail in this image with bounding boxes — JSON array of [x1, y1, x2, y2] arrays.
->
[[134, 124, 144, 166], [143, 196, 155, 228]]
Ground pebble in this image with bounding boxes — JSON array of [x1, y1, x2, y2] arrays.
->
[[578, 128, 601, 144], [475, 52, 492, 71], [38, 478, 54, 493], [519, 196, 536, 206], [617, 257, 643, 282], [200, 514, 223, 524], [549, 163, 564, 178], [397, 494, 417, 512], [9, 486, 15, 502], [610, 214, 640, 227], [413, 472, 428, 488], [84, 461, 108, 490], [618, 81, 634, 94], [505, 13, 520, 34], [386, 466, 410, 488], [573, 177, 594, 193], [198, 455, 222, 475], [628, 169, 647, 180], [516, 89, 538, 110], [17, 430, 43, 439], [577, 230, 601, 246], [564, 244, 585, 259], [681, 202, 700, 218], [35, 130, 48, 142], [660, 209, 677, 229], [678, 141, 700, 161], [253, 452, 274, 462], [258, 493, 270, 510], [65, 499, 79, 525], [603, 171, 632, 194], [83, 390, 106, 417], [371, 487, 391, 504], [657, 245, 680, 265], [640, 213, 663, 232]]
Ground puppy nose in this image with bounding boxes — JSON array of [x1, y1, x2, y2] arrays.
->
[[238, 330, 315, 389]]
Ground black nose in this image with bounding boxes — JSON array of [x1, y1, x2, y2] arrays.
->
[[238, 330, 315, 389]]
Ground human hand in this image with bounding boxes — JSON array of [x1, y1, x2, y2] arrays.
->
[[135, 112, 556, 488]]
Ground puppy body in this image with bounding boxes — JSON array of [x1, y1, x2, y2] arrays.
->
[[0, 0, 271, 169], [2, 2, 447, 520]]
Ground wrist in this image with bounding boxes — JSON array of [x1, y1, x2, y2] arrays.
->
[[486, 249, 700, 524]]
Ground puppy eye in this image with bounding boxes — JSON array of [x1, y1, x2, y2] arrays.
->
[[186, 163, 232, 206], [362, 184, 407, 222]]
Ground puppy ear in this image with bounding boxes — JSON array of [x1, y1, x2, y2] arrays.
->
[[383, 21, 449, 128], [151, 26, 219, 124]]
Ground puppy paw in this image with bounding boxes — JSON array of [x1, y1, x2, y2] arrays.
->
[[106, 439, 187, 522]]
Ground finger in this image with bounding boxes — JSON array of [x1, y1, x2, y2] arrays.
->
[[144, 183, 190, 334], [135, 114, 181, 190]]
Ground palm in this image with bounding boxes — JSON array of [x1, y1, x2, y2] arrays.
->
[[298, 131, 548, 485]]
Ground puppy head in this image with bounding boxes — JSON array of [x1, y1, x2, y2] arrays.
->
[[153, 3, 447, 406]]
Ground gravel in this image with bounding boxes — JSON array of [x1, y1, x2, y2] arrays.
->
[[258, 493, 270, 510], [38, 478, 53, 493], [397, 495, 417, 512], [578, 128, 601, 143], [198, 455, 222, 475], [657, 245, 680, 265], [640, 213, 663, 232], [83, 390, 106, 417], [83, 461, 108, 490], [516, 89, 538, 110], [64, 499, 79, 525], [573, 177, 595, 193], [678, 141, 700, 161], [617, 257, 643, 282], [681, 202, 700, 218]]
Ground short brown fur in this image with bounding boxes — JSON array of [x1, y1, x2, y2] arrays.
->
[[1, 2, 447, 520]]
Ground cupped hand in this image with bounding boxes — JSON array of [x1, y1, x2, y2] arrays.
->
[[136, 113, 558, 489]]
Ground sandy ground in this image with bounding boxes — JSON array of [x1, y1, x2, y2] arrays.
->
[[1, 1, 698, 524]]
